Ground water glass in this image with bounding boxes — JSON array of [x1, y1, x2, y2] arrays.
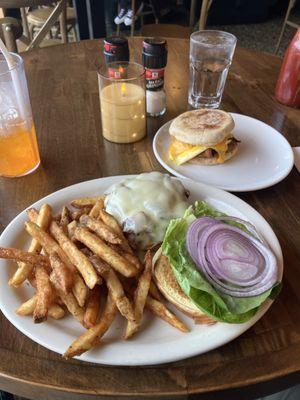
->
[[188, 30, 237, 109], [98, 62, 146, 144], [0, 53, 40, 177]]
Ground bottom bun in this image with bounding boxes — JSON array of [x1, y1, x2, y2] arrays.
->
[[153, 254, 215, 324], [189, 139, 238, 166]]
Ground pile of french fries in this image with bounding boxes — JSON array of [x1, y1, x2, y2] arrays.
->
[[0, 197, 189, 359]]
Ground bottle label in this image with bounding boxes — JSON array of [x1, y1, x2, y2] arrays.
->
[[104, 43, 117, 53], [145, 68, 164, 91], [108, 66, 127, 79]]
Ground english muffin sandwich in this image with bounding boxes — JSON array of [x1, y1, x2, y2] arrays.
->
[[169, 109, 239, 165]]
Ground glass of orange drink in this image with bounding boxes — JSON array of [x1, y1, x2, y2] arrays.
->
[[0, 53, 40, 178]]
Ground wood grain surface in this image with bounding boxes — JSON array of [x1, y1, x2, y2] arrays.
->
[[0, 38, 299, 400]]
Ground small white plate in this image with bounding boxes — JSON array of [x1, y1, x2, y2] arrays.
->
[[0, 175, 283, 366], [153, 113, 294, 192]]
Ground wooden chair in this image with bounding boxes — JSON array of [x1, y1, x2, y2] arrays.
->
[[141, 23, 192, 39], [275, 0, 299, 54], [26, 3, 77, 43], [0, 0, 70, 50], [190, 0, 213, 30], [0, 16, 23, 52]]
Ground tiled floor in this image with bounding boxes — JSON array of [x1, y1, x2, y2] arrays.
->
[[208, 14, 300, 57]]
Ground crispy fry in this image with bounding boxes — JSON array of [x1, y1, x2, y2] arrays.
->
[[90, 255, 135, 322], [16, 295, 36, 315], [107, 243, 141, 271], [70, 208, 91, 221], [72, 274, 88, 307], [99, 209, 133, 254], [193, 316, 216, 325], [50, 273, 84, 324], [149, 281, 163, 301], [89, 199, 104, 219], [50, 221, 100, 289], [48, 304, 66, 319], [25, 222, 74, 270], [146, 296, 189, 333], [64, 293, 117, 359], [49, 252, 73, 294], [71, 197, 103, 209], [74, 227, 137, 278], [25, 221, 88, 306], [83, 286, 101, 328], [67, 220, 77, 240], [26, 207, 39, 222], [60, 206, 71, 232], [33, 265, 53, 323], [80, 215, 122, 245], [121, 251, 141, 271], [125, 251, 152, 339], [16, 295, 65, 319], [0, 247, 49, 267]]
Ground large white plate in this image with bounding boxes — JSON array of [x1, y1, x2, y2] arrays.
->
[[153, 113, 294, 192], [0, 175, 283, 366]]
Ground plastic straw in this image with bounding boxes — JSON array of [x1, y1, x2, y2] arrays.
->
[[0, 38, 27, 122]]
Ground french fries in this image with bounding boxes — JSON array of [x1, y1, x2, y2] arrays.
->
[[80, 215, 122, 245], [25, 221, 88, 307], [50, 273, 85, 324], [125, 251, 152, 339], [26, 207, 38, 222], [146, 296, 189, 333], [71, 197, 104, 209], [70, 208, 91, 221], [98, 209, 133, 254], [0, 247, 49, 267], [50, 221, 100, 289], [64, 293, 117, 359], [149, 281, 163, 301], [83, 286, 101, 328], [49, 252, 73, 294], [89, 199, 104, 219], [33, 265, 53, 323], [60, 206, 71, 232], [9, 204, 52, 287], [74, 227, 138, 278], [72, 274, 89, 307], [2, 193, 205, 360], [89, 255, 135, 322], [67, 220, 77, 240], [16, 295, 65, 319]]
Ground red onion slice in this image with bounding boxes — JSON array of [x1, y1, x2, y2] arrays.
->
[[186, 217, 278, 297]]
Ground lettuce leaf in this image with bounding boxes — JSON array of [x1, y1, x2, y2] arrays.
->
[[162, 201, 280, 324]]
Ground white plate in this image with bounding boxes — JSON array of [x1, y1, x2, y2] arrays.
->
[[0, 175, 283, 366], [153, 113, 294, 192]]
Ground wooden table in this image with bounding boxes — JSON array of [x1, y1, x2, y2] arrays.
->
[[0, 38, 299, 400]]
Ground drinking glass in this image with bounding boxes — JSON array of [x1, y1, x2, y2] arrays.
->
[[98, 62, 146, 144], [188, 30, 237, 109], [0, 53, 40, 177]]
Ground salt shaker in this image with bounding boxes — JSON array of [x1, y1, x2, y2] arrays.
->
[[142, 38, 168, 116]]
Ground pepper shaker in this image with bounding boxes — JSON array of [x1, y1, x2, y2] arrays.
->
[[142, 38, 168, 117]]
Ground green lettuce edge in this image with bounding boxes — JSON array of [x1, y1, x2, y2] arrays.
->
[[162, 201, 281, 324]]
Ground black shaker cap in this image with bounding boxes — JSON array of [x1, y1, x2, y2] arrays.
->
[[142, 37, 168, 69], [104, 36, 129, 63]]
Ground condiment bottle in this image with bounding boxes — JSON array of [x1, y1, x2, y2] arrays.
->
[[142, 38, 168, 116], [275, 29, 300, 108], [103, 36, 129, 79]]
